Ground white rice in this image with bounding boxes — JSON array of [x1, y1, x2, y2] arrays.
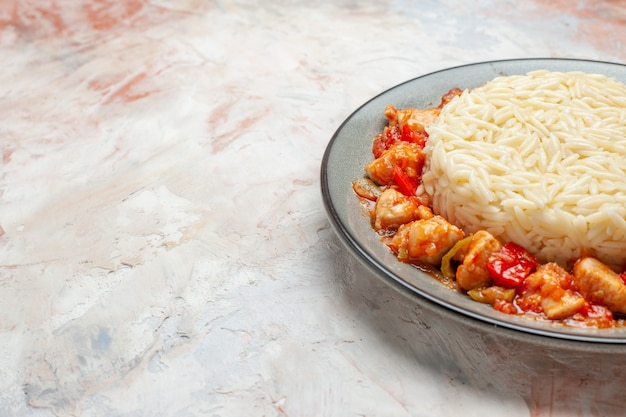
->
[[422, 70, 626, 267]]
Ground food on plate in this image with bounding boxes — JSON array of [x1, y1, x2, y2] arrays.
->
[[424, 70, 626, 268], [353, 70, 626, 327]]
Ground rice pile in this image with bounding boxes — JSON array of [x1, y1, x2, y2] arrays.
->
[[422, 70, 626, 267]]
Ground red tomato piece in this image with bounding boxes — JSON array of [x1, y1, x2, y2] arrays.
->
[[372, 126, 401, 158], [580, 302, 613, 320], [487, 242, 537, 288], [400, 124, 427, 149], [392, 165, 418, 196], [372, 125, 429, 158]]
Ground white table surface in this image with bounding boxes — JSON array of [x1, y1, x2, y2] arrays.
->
[[2, 1, 626, 416]]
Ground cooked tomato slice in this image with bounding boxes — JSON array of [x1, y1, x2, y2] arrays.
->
[[372, 126, 401, 158], [392, 165, 418, 196], [400, 124, 427, 149], [487, 242, 537, 288]]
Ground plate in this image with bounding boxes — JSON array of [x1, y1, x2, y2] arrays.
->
[[321, 58, 626, 344]]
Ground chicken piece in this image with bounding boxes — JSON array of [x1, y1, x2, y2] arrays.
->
[[437, 87, 463, 109], [365, 141, 425, 186], [373, 188, 422, 230], [389, 215, 465, 266], [415, 204, 434, 220], [383, 88, 462, 133], [455, 230, 502, 291], [384, 104, 440, 134], [519, 262, 585, 320], [573, 257, 626, 315]]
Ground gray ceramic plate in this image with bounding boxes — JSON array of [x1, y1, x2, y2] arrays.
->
[[321, 58, 626, 344]]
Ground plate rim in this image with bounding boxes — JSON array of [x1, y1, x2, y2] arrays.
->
[[321, 57, 626, 345]]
